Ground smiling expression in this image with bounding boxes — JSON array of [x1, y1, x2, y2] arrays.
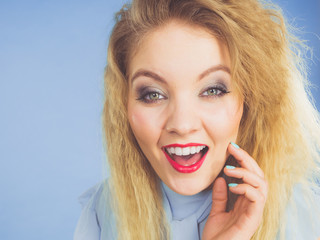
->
[[127, 21, 243, 195]]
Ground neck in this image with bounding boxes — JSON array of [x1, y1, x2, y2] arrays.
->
[[161, 182, 212, 220]]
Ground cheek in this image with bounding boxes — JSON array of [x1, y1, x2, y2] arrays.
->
[[200, 99, 243, 142], [127, 103, 163, 145]]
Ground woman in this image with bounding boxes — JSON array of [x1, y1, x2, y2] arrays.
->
[[74, 0, 320, 239]]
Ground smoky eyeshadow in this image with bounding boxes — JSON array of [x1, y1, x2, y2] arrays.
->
[[204, 80, 229, 92], [135, 85, 163, 98], [135, 85, 150, 96]]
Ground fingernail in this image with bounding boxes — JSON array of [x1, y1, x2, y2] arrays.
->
[[230, 141, 240, 149], [226, 165, 235, 169], [228, 183, 238, 187]]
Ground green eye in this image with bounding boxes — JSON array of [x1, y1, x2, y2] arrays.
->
[[204, 88, 221, 96], [207, 88, 219, 95], [136, 87, 167, 103], [200, 85, 230, 98], [149, 92, 160, 100]]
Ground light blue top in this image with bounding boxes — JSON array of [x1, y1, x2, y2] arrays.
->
[[74, 180, 320, 240]]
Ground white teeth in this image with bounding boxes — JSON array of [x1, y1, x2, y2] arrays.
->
[[191, 146, 196, 154], [170, 147, 175, 154], [175, 147, 182, 155], [190, 147, 197, 154], [166, 145, 206, 156], [182, 147, 190, 156]]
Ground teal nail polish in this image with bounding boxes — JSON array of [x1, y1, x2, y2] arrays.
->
[[226, 165, 235, 169], [230, 141, 240, 149], [228, 183, 238, 187]]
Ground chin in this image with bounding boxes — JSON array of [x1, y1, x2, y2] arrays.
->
[[165, 176, 214, 196]]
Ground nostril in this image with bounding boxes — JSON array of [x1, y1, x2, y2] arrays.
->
[[164, 104, 201, 135], [165, 124, 200, 135]]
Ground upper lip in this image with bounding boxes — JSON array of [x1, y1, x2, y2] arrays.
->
[[162, 143, 208, 156], [162, 143, 207, 148]]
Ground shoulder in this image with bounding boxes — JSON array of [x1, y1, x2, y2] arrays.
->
[[73, 180, 117, 240], [284, 183, 320, 240]]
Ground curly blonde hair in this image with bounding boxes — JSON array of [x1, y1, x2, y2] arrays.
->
[[103, 0, 320, 239]]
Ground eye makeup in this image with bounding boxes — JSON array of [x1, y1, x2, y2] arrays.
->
[[135, 85, 167, 104], [200, 82, 230, 98], [133, 78, 231, 104]]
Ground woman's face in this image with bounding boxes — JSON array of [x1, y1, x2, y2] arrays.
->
[[127, 21, 243, 195]]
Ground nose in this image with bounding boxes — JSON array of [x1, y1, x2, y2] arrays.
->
[[165, 97, 201, 136]]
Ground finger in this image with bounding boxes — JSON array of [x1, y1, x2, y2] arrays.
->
[[228, 142, 264, 178], [210, 177, 228, 216], [228, 183, 266, 218], [224, 166, 268, 198], [228, 183, 266, 204]]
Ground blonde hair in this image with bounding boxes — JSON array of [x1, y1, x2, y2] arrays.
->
[[103, 0, 320, 239]]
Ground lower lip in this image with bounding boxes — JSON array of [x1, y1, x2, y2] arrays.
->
[[163, 149, 208, 173]]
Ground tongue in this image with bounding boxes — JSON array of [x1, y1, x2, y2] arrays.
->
[[171, 152, 202, 166]]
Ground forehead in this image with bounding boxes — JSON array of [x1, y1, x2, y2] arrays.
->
[[128, 21, 231, 79]]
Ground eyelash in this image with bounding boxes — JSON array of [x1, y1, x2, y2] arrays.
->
[[136, 85, 230, 103], [136, 89, 167, 103], [200, 86, 230, 98]]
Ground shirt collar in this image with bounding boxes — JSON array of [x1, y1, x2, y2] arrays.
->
[[161, 181, 212, 221]]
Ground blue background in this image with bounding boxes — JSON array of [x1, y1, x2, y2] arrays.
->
[[0, 0, 319, 239]]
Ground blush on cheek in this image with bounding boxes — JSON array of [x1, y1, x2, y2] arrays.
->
[[129, 111, 145, 133], [128, 109, 158, 141], [223, 103, 243, 139], [132, 108, 154, 125], [200, 102, 243, 142], [226, 102, 243, 121]]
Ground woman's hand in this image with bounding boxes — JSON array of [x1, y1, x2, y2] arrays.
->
[[202, 142, 268, 240]]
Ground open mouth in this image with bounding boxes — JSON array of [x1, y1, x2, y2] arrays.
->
[[162, 144, 209, 173]]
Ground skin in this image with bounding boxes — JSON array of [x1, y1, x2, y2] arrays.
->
[[127, 21, 267, 239]]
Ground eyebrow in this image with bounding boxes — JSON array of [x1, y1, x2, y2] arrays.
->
[[131, 70, 166, 84], [130, 64, 231, 84], [198, 64, 231, 81]]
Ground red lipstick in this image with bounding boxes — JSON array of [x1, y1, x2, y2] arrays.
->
[[162, 143, 208, 173]]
